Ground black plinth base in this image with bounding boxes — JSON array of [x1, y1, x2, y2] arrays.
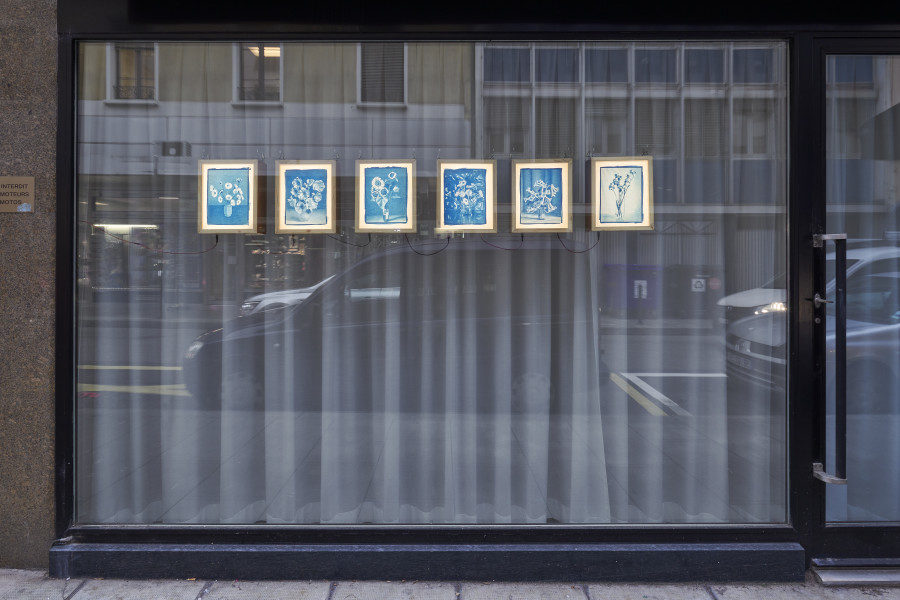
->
[[50, 542, 805, 582]]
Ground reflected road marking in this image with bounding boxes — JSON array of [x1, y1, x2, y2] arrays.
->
[[77, 365, 187, 397], [77, 383, 191, 397], [621, 373, 693, 417], [78, 365, 182, 371], [610, 373, 666, 416]]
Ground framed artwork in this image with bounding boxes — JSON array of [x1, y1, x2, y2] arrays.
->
[[198, 160, 258, 233], [355, 160, 417, 233], [275, 161, 337, 233], [512, 160, 572, 232], [436, 160, 497, 233], [591, 157, 654, 230]]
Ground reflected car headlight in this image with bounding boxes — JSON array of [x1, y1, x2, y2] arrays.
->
[[184, 340, 204, 360], [240, 301, 260, 316], [754, 301, 787, 315]]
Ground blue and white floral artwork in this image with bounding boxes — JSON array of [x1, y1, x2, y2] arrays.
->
[[365, 166, 408, 224], [437, 161, 496, 232], [600, 166, 643, 223], [206, 167, 251, 226], [444, 168, 487, 225], [592, 157, 654, 230], [285, 169, 328, 225], [356, 161, 416, 233], [513, 161, 570, 231], [276, 161, 336, 233]]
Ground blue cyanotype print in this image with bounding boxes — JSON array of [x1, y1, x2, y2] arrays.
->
[[284, 168, 328, 226], [519, 167, 563, 224], [206, 167, 251, 226], [600, 166, 644, 224], [443, 167, 488, 226], [364, 166, 409, 225]]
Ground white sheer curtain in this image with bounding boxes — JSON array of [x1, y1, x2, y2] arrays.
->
[[76, 41, 788, 526]]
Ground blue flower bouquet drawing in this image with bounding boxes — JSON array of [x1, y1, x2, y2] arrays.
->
[[199, 160, 257, 233], [356, 160, 417, 233], [512, 160, 571, 232], [592, 157, 654, 231], [276, 161, 336, 233], [437, 160, 497, 233]]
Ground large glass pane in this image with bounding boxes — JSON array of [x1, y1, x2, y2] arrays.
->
[[75, 41, 788, 525], [825, 54, 900, 523]]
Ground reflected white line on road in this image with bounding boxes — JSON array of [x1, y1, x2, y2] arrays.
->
[[610, 373, 667, 416], [628, 373, 727, 378], [619, 373, 720, 417], [78, 365, 182, 370], [77, 383, 191, 397]]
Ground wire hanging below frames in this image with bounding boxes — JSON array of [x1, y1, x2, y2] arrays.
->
[[556, 233, 601, 254], [480, 233, 524, 251], [405, 234, 450, 256]]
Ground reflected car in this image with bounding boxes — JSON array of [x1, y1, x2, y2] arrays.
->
[[239, 275, 334, 316], [183, 241, 611, 411], [726, 254, 900, 413], [716, 246, 900, 326]]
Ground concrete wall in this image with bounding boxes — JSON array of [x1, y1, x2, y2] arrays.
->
[[0, 0, 57, 568]]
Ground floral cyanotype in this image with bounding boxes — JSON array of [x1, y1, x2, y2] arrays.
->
[[206, 167, 251, 226]]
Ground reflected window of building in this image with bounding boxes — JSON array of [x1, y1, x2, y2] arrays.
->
[[485, 96, 529, 155], [829, 55, 875, 85], [733, 48, 776, 84], [635, 48, 677, 83], [235, 43, 282, 103], [535, 48, 579, 83], [586, 98, 628, 155], [483, 47, 531, 83], [733, 98, 778, 156], [358, 42, 407, 104], [685, 48, 725, 84], [108, 43, 157, 101], [585, 48, 628, 83]]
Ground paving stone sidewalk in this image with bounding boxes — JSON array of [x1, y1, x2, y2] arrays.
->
[[3, 569, 900, 600]]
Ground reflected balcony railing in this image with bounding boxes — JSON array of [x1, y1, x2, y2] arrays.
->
[[113, 85, 156, 100]]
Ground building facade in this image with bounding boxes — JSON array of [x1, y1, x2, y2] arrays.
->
[[1, 0, 899, 579]]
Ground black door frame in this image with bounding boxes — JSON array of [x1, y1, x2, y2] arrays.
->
[[794, 35, 900, 562], [52, 3, 900, 579]]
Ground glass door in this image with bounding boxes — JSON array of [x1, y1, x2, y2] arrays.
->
[[811, 49, 900, 559]]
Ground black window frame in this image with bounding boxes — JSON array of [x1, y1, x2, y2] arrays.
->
[[54, 0, 900, 581]]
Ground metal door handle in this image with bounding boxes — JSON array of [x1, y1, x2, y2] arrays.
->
[[812, 293, 833, 308], [812, 233, 847, 485]]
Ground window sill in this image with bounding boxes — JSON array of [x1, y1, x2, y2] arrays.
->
[[103, 99, 159, 106], [232, 101, 284, 108], [355, 102, 408, 109]]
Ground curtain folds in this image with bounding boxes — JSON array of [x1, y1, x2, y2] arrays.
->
[[75, 41, 788, 526]]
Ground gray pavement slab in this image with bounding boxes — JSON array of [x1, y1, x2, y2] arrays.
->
[[67, 578, 207, 600], [206, 579, 331, 599], [0, 569, 69, 600], [331, 581, 458, 600], [587, 584, 716, 600], [712, 581, 900, 599], [462, 582, 588, 599], [5, 570, 900, 600]]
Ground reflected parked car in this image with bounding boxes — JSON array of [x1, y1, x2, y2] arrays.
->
[[717, 246, 900, 326], [183, 240, 611, 410], [726, 248, 900, 413], [240, 275, 334, 315]]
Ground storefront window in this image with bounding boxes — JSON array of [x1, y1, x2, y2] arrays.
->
[[75, 41, 788, 525]]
